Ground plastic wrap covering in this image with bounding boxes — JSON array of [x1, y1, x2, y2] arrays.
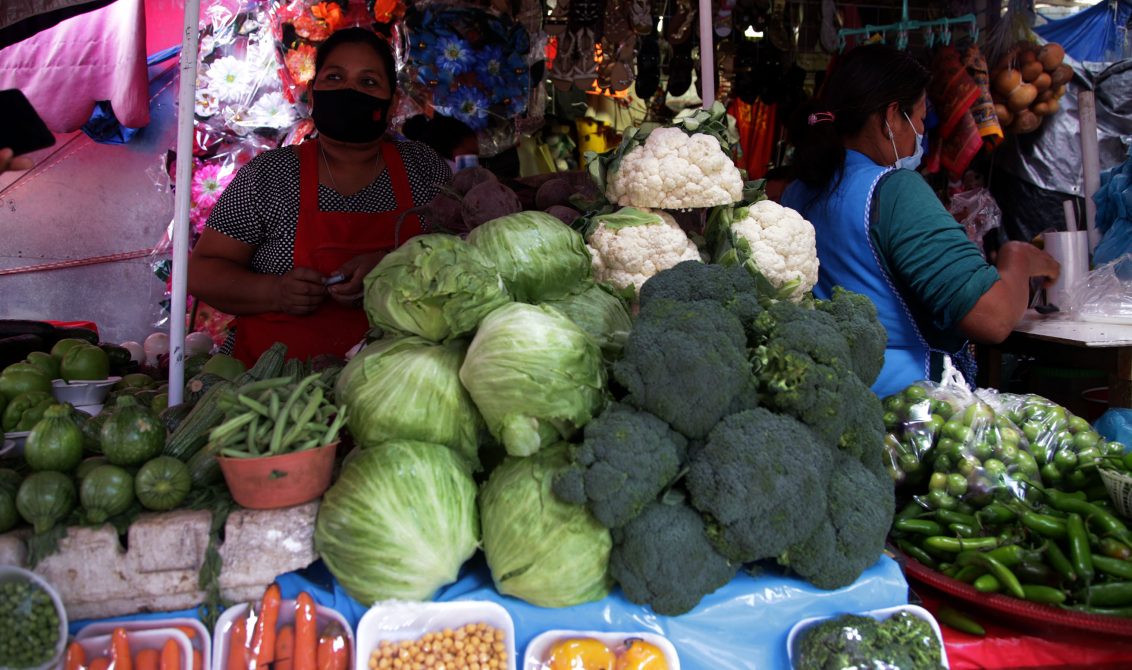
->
[[1066, 254, 1132, 324], [400, 4, 535, 156], [1094, 145, 1132, 264], [789, 607, 946, 670], [947, 185, 1001, 253]]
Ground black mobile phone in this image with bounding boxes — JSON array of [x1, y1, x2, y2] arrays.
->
[[0, 89, 55, 156]]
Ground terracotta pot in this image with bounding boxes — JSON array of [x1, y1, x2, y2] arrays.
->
[[217, 441, 338, 510]]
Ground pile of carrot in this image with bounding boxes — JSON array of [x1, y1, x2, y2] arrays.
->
[[64, 627, 201, 670], [227, 584, 349, 670]]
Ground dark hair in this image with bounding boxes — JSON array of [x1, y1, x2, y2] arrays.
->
[[789, 44, 930, 190], [402, 113, 477, 159], [314, 27, 397, 93]]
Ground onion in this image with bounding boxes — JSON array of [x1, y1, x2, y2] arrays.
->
[[1039, 43, 1065, 72], [993, 68, 1022, 96], [119, 341, 145, 364], [1032, 72, 1052, 93], [1011, 109, 1042, 134], [1050, 64, 1073, 88], [994, 103, 1014, 127], [184, 331, 215, 356], [143, 332, 170, 365], [1007, 83, 1038, 113], [1020, 59, 1044, 83]]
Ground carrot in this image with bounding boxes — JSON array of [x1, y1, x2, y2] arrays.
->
[[293, 593, 318, 670], [316, 623, 349, 670], [191, 649, 203, 670], [173, 626, 197, 640], [111, 628, 133, 670], [274, 625, 295, 670], [64, 641, 86, 670], [226, 617, 249, 670], [134, 649, 160, 670], [159, 638, 181, 670], [89, 657, 112, 670], [251, 583, 281, 668]]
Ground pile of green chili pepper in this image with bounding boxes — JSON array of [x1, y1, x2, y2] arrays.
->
[[892, 481, 1132, 617]]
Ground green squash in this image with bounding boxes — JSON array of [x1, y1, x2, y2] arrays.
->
[[100, 396, 165, 466], [25, 351, 60, 380], [24, 404, 84, 472], [80, 410, 110, 455], [16, 471, 76, 534], [75, 457, 109, 481], [80, 465, 135, 523], [135, 456, 191, 511], [0, 468, 21, 498], [0, 490, 17, 532]]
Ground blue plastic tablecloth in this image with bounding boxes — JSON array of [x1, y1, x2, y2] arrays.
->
[[72, 555, 909, 669]]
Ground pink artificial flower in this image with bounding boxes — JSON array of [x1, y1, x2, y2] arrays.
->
[[191, 162, 234, 215], [286, 44, 318, 86]]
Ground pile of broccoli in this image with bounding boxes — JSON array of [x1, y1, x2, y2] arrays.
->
[[552, 261, 894, 615]]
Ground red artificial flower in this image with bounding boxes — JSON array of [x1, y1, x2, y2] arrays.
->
[[285, 43, 317, 85]]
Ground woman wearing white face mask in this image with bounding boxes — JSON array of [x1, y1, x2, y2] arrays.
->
[[782, 44, 1060, 397]]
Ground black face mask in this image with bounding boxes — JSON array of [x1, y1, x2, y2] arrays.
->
[[311, 87, 392, 143]]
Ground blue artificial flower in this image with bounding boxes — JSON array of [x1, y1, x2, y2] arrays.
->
[[415, 62, 454, 88], [510, 26, 531, 54], [447, 87, 491, 131], [475, 45, 507, 91], [437, 35, 475, 76], [506, 93, 527, 117]]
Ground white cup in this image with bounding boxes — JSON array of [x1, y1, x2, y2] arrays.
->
[[1044, 230, 1090, 308]]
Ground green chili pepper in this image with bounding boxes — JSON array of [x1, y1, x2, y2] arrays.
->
[[954, 565, 986, 583], [937, 509, 978, 527], [1044, 540, 1077, 584], [894, 518, 945, 536], [1092, 555, 1132, 580], [896, 539, 937, 569], [974, 573, 1002, 592], [978, 502, 1017, 526], [1014, 561, 1059, 587], [1099, 537, 1132, 561], [1064, 604, 1132, 617], [986, 544, 1040, 568], [1075, 581, 1132, 607], [896, 500, 930, 521], [959, 552, 1026, 599], [1020, 584, 1067, 605], [1067, 512, 1095, 583], [950, 523, 978, 538], [924, 535, 999, 553], [1019, 509, 1069, 540], [1045, 489, 1132, 548], [936, 606, 985, 635]]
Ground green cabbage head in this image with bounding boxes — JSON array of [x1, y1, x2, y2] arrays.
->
[[315, 440, 480, 604], [336, 336, 482, 468], [459, 303, 605, 457], [466, 211, 592, 302], [480, 443, 612, 607], [363, 233, 512, 342], [541, 283, 632, 357]]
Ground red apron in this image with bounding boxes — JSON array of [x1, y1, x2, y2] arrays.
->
[[232, 140, 422, 366]]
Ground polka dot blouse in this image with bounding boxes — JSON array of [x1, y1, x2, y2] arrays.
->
[[205, 139, 451, 275]]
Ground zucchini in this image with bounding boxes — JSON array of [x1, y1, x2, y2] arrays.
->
[[282, 358, 303, 381], [163, 380, 233, 460], [184, 372, 228, 404], [99, 344, 134, 375], [235, 342, 287, 385], [159, 402, 194, 434], [54, 326, 99, 345], [186, 440, 224, 487], [0, 320, 57, 341]]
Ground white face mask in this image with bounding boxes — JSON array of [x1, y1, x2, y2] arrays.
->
[[887, 111, 924, 171]]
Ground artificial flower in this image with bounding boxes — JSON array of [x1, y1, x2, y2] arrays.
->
[[292, 14, 331, 41], [475, 45, 507, 89], [374, 0, 398, 23], [286, 43, 317, 85], [436, 35, 474, 76], [191, 161, 234, 213], [194, 89, 219, 117], [445, 87, 491, 131], [244, 91, 297, 129], [205, 55, 254, 102], [311, 2, 344, 32]]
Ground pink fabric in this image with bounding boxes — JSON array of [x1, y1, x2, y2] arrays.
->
[[0, 0, 148, 133]]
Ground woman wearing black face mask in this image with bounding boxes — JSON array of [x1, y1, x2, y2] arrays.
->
[[188, 28, 450, 365]]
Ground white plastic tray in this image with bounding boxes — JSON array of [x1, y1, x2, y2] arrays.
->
[[524, 629, 680, 670], [0, 438, 14, 457], [356, 601, 516, 670], [77, 617, 210, 670], [3, 431, 29, 455], [75, 627, 192, 670], [51, 377, 120, 406], [0, 566, 68, 670], [786, 604, 949, 669], [213, 598, 354, 670]]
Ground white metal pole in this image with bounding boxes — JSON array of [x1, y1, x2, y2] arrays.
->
[[698, 0, 715, 107], [168, 0, 201, 406], [1078, 90, 1101, 254]]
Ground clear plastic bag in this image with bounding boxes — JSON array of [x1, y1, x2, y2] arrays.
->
[[882, 361, 1039, 511], [789, 607, 947, 670], [947, 185, 1002, 253], [1068, 253, 1132, 325], [991, 391, 1125, 493]]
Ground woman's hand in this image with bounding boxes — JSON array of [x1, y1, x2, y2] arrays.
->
[[327, 251, 386, 306], [998, 240, 1060, 287], [276, 267, 329, 315]]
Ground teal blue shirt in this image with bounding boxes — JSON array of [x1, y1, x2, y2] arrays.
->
[[870, 170, 1000, 353]]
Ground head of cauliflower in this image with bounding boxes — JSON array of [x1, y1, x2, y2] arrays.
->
[[606, 127, 744, 210]]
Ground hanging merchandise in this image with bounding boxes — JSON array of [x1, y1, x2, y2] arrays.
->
[[962, 44, 1004, 148], [401, 4, 532, 154], [928, 46, 982, 179], [728, 97, 776, 180]]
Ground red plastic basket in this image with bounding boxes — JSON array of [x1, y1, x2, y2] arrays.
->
[[892, 546, 1132, 638]]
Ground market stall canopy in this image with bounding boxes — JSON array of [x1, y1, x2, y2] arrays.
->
[[0, 0, 115, 49], [0, 0, 148, 133], [1036, 0, 1132, 63]]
